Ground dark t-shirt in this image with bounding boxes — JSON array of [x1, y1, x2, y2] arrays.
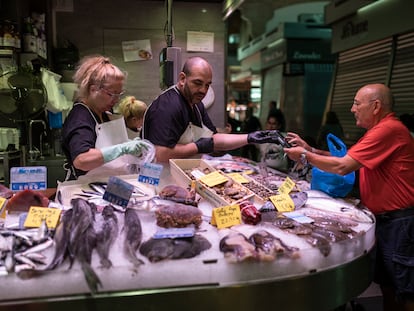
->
[[142, 86, 217, 147], [62, 103, 109, 179]]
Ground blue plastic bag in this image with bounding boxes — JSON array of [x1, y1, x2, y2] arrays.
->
[[311, 133, 355, 197]]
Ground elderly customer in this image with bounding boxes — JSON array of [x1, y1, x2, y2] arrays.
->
[[284, 83, 414, 311]]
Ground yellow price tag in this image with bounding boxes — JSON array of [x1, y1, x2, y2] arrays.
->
[[23, 206, 62, 229], [278, 176, 295, 194], [199, 171, 228, 187], [227, 173, 249, 184], [0, 197, 6, 219], [211, 204, 242, 229], [269, 194, 295, 212]]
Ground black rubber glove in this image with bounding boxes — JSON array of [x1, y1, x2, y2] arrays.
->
[[247, 130, 291, 146], [195, 137, 214, 154]]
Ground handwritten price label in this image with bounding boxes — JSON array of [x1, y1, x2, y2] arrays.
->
[[199, 171, 228, 188], [211, 204, 242, 229], [23, 206, 62, 229], [0, 197, 6, 219], [227, 173, 249, 184], [269, 194, 295, 212], [278, 176, 295, 194]]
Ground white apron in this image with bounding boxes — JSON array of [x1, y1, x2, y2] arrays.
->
[[78, 104, 138, 179], [177, 105, 213, 144]]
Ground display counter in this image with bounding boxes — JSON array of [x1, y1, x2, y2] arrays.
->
[[0, 160, 376, 311]]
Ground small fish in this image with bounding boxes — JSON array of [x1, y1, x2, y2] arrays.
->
[[88, 182, 107, 195], [14, 253, 37, 269], [123, 208, 144, 267], [21, 238, 53, 256]]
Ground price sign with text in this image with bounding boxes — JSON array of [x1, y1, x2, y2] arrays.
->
[[199, 171, 228, 188], [211, 204, 242, 229], [23, 206, 62, 229], [269, 193, 295, 212], [227, 173, 249, 184], [103, 176, 134, 208], [278, 176, 295, 194]]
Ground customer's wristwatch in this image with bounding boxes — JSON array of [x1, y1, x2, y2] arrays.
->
[[300, 148, 308, 165]]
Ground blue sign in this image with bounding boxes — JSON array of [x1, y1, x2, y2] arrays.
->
[[138, 163, 163, 186]]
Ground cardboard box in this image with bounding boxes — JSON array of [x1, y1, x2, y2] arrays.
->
[[169, 159, 254, 207], [169, 159, 215, 188]]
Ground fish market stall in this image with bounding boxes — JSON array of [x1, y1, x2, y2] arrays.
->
[[0, 158, 376, 311]]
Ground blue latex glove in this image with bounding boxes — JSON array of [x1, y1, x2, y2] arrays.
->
[[100, 139, 153, 163]]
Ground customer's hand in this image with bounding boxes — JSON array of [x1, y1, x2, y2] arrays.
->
[[285, 132, 310, 150]]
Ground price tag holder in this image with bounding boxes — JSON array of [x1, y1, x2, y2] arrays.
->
[[269, 193, 295, 212], [278, 176, 295, 194], [10, 166, 47, 191], [283, 211, 314, 224], [153, 227, 195, 239], [227, 173, 249, 184], [211, 204, 242, 229], [103, 176, 134, 208], [23, 206, 62, 229], [199, 171, 228, 187], [138, 163, 163, 185]]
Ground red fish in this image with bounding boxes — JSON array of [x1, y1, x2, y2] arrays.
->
[[6, 189, 49, 212]]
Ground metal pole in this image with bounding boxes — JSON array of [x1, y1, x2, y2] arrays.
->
[[167, 0, 173, 47]]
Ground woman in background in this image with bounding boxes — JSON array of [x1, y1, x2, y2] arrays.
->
[[259, 110, 290, 172], [317, 111, 344, 150], [118, 96, 147, 139]]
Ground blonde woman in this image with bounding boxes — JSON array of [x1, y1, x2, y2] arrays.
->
[[118, 96, 147, 139], [62, 55, 153, 180]]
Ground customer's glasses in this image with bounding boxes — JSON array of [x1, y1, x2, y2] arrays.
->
[[100, 88, 125, 100]]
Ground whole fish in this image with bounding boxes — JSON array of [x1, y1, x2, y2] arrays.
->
[[305, 190, 374, 223], [46, 209, 74, 270], [249, 230, 299, 261], [219, 232, 258, 263], [123, 208, 144, 267], [68, 198, 102, 293], [95, 205, 118, 268], [72, 225, 101, 294], [68, 198, 96, 265], [88, 182, 107, 195]]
